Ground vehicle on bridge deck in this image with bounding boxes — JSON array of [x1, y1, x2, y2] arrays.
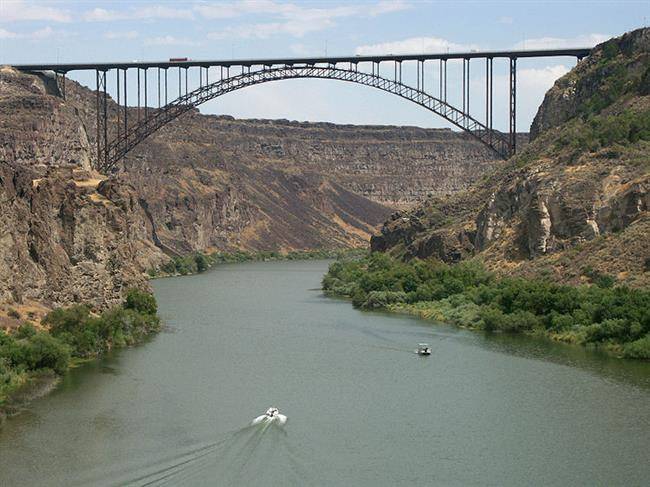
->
[[169, 57, 189, 62], [417, 343, 432, 356]]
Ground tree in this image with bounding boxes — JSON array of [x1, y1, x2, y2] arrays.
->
[[124, 288, 157, 315]]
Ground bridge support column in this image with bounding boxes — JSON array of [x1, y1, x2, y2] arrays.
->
[[462, 58, 471, 115], [485, 57, 493, 142], [144, 68, 148, 119], [443, 60, 447, 102], [116, 69, 120, 143], [95, 70, 108, 171], [157, 68, 161, 108], [123, 69, 128, 141], [137, 68, 141, 124], [509, 57, 517, 156]]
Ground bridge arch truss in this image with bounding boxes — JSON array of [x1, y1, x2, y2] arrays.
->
[[101, 65, 514, 172]]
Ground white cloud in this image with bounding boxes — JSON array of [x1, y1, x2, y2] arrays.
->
[[0, 0, 71, 22], [143, 35, 200, 46], [0, 27, 19, 39], [104, 30, 139, 40], [518, 65, 570, 90], [498, 16, 513, 24], [0, 25, 68, 40], [355, 36, 477, 55], [205, 1, 409, 39], [82, 8, 119, 22], [514, 33, 610, 50], [368, 0, 411, 16], [132, 5, 195, 20], [83, 5, 194, 22], [208, 20, 334, 40], [194, 0, 287, 19]]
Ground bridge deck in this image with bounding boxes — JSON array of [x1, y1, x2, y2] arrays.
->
[[11, 48, 591, 73]]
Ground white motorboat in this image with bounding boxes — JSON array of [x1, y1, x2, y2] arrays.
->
[[252, 407, 287, 426], [417, 343, 432, 355]]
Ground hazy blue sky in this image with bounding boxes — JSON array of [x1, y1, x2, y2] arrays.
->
[[1, 1, 648, 131]]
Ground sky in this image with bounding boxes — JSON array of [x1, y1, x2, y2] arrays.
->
[[1, 0, 648, 132]]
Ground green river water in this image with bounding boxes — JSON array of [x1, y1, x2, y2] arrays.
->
[[1, 260, 649, 486]]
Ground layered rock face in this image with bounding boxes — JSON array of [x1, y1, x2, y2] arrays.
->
[[126, 114, 504, 208], [0, 66, 92, 169], [0, 163, 168, 309], [372, 28, 650, 287]]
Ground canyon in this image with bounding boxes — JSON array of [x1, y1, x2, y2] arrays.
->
[[0, 66, 503, 314]]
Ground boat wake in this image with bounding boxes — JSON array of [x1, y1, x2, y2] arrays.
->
[[121, 420, 310, 486]]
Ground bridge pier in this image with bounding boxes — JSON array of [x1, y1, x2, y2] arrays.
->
[[509, 57, 517, 155]]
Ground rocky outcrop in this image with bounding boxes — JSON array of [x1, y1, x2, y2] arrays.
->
[[372, 28, 650, 287], [0, 162, 165, 309], [530, 28, 650, 139], [0, 67, 92, 169], [473, 162, 649, 259]]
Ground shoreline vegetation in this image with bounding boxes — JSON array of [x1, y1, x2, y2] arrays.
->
[[322, 253, 650, 360], [0, 289, 161, 423], [149, 248, 365, 278]]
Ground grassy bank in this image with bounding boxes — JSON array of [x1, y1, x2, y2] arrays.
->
[[322, 253, 650, 359], [0, 289, 161, 417], [149, 248, 365, 278]]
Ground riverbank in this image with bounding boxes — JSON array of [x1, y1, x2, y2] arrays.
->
[[149, 248, 365, 278], [0, 289, 161, 423], [322, 253, 650, 359]]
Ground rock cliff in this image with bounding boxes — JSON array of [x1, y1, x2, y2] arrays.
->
[[0, 67, 166, 313], [372, 28, 650, 287]]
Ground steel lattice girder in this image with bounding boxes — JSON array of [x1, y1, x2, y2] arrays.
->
[[99, 65, 512, 172]]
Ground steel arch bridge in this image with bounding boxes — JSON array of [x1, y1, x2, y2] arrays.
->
[[14, 48, 590, 173], [106, 65, 513, 172]]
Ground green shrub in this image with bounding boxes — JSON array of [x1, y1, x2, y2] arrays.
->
[[42, 304, 92, 336], [550, 313, 574, 332], [195, 253, 209, 273], [499, 310, 542, 333], [16, 323, 37, 339], [585, 318, 632, 343], [0, 329, 70, 375], [478, 306, 505, 332], [125, 288, 157, 315], [19, 333, 70, 375], [623, 334, 650, 359]]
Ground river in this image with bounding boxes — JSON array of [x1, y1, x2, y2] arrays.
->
[[1, 260, 649, 486]]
